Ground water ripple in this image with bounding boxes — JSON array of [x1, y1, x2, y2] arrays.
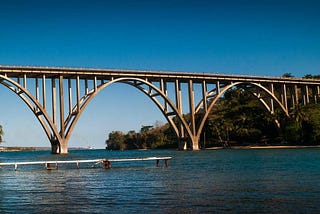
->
[[1, 149, 320, 213]]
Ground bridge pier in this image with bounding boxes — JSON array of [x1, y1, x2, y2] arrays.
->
[[190, 137, 199, 150], [191, 141, 199, 150], [51, 139, 68, 154], [59, 142, 68, 154], [178, 139, 187, 150], [51, 140, 60, 154], [178, 138, 199, 150]]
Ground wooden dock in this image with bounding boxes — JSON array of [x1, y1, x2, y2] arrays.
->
[[0, 156, 172, 171]]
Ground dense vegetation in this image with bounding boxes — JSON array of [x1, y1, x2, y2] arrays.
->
[[106, 122, 177, 150], [106, 74, 320, 150], [202, 87, 320, 148], [201, 86, 280, 147]]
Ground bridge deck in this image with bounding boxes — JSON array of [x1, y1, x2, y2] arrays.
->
[[1, 65, 319, 84], [0, 156, 172, 170]]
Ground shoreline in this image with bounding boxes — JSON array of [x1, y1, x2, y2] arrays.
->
[[205, 145, 320, 150], [2, 145, 320, 152], [0, 147, 88, 152]]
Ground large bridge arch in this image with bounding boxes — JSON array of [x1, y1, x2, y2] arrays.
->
[[65, 77, 194, 152], [0, 74, 62, 151], [195, 82, 290, 141]]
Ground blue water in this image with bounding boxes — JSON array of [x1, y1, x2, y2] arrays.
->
[[1, 148, 320, 213]]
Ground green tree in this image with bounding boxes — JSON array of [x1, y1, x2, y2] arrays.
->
[[282, 103, 320, 145], [303, 74, 313, 79], [302, 74, 320, 79], [125, 130, 140, 149], [300, 104, 320, 144], [139, 125, 153, 149], [106, 131, 126, 150], [205, 87, 279, 146], [0, 125, 3, 143], [282, 73, 294, 78], [105, 121, 178, 150]]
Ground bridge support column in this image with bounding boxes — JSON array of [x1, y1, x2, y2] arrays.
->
[[59, 142, 68, 154], [190, 137, 199, 150], [50, 139, 68, 154], [178, 138, 187, 150], [51, 140, 60, 154]]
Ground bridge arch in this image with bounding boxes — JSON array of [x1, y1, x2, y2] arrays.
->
[[65, 77, 194, 152], [0, 75, 62, 151], [1, 66, 319, 153], [196, 82, 289, 141]]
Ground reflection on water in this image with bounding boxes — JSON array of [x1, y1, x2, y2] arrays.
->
[[1, 149, 320, 213]]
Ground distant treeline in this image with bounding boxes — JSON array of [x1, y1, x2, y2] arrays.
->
[[106, 74, 320, 150], [282, 73, 320, 79], [106, 122, 177, 150]]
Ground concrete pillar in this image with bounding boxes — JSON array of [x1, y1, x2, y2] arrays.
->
[[294, 85, 299, 106], [178, 138, 187, 150], [68, 79, 73, 113], [51, 139, 68, 154], [270, 83, 274, 113], [306, 85, 310, 103], [188, 80, 196, 137], [51, 140, 59, 154], [175, 79, 187, 150], [76, 76, 80, 113], [283, 84, 288, 111], [202, 80, 207, 112], [59, 142, 68, 154], [42, 75, 46, 109], [52, 78, 57, 125], [191, 137, 199, 150], [59, 76, 65, 138]]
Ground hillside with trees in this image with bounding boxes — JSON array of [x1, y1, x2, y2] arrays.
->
[[106, 73, 320, 150]]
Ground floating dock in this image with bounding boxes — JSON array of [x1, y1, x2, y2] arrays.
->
[[0, 156, 172, 171]]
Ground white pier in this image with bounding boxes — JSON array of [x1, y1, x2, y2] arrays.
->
[[0, 156, 172, 171]]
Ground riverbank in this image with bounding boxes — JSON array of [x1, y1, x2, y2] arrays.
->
[[2, 145, 320, 153], [0, 147, 40, 152], [206, 145, 320, 150], [0, 146, 97, 152]]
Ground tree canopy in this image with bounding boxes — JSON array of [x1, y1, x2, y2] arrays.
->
[[105, 122, 176, 150], [202, 87, 279, 147]]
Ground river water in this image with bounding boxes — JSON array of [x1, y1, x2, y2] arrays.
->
[[0, 148, 320, 213]]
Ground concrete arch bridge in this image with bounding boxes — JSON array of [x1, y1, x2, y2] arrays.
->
[[0, 66, 319, 154]]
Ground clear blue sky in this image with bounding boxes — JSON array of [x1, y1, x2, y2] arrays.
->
[[0, 0, 319, 149]]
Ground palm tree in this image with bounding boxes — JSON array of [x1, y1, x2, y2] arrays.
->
[[0, 125, 4, 143], [289, 104, 309, 144], [290, 104, 308, 129], [282, 73, 294, 78], [303, 74, 313, 79]]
